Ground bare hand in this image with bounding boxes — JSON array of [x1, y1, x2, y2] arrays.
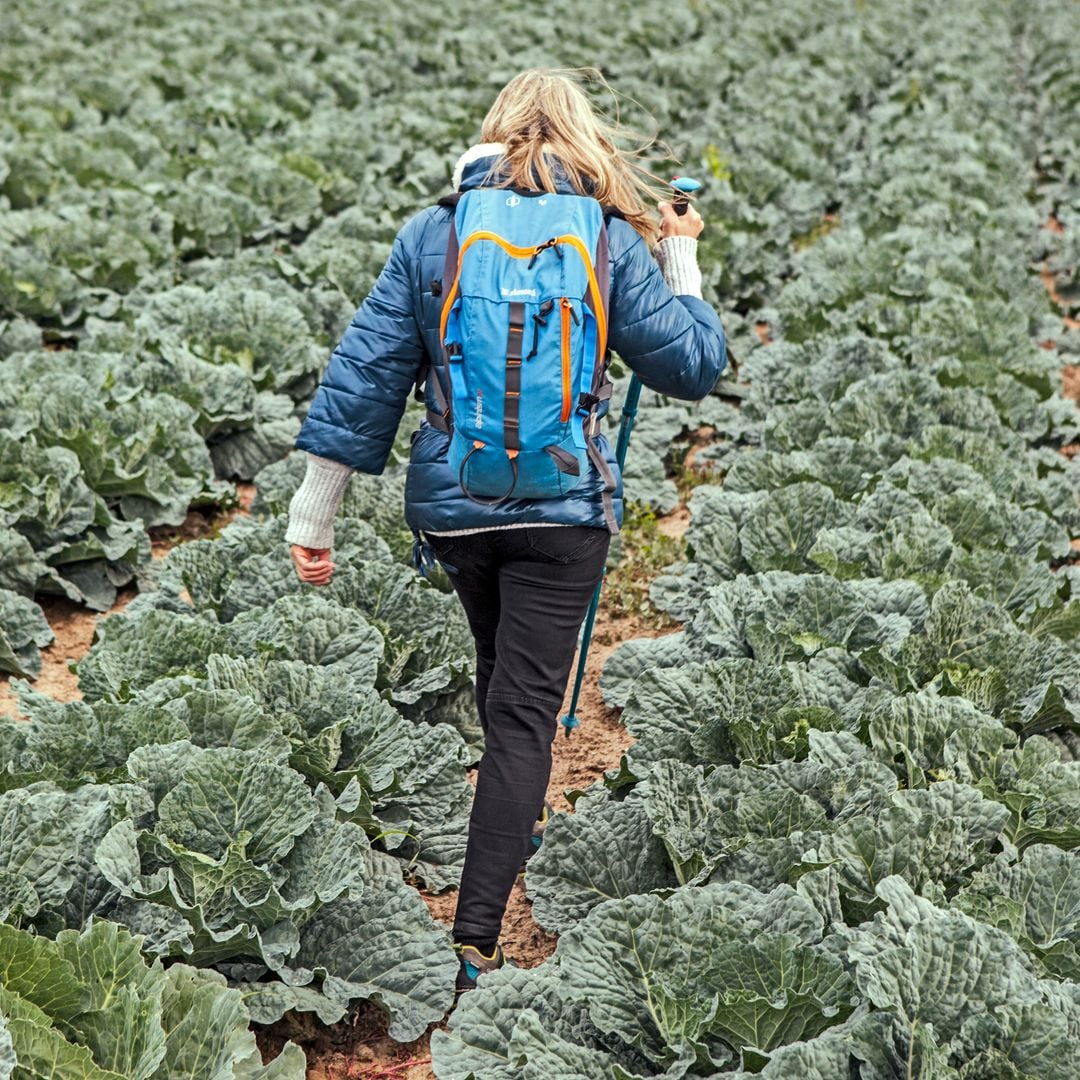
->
[[657, 200, 705, 240], [290, 544, 336, 586]]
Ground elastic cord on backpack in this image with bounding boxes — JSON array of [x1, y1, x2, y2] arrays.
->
[[458, 443, 519, 506]]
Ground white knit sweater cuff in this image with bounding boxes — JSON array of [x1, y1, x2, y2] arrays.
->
[[283, 452, 353, 550], [653, 235, 703, 298]]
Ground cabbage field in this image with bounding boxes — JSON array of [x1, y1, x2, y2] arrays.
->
[[2, 0, 1080, 1076]]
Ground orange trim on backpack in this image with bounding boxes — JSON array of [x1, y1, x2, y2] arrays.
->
[[560, 298, 573, 423], [439, 231, 608, 362], [554, 235, 607, 352]]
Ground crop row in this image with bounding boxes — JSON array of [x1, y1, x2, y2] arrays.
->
[[434, 1, 1080, 1076], [2, 0, 1078, 1075]]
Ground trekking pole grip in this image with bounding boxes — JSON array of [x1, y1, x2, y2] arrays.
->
[[670, 175, 702, 217]]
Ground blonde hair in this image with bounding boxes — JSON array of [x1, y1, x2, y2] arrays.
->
[[478, 67, 674, 244]]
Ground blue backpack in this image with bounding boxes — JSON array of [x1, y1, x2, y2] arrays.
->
[[428, 186, 617, 529]]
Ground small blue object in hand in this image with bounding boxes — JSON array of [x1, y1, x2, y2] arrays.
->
[[670, 175, 702, 216]]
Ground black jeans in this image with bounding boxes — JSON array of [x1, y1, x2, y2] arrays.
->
[[424, 524, 611, 944]]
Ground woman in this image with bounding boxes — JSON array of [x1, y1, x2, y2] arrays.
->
[[284, 68, 726, 993]]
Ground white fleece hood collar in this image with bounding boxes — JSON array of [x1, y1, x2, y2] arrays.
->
[[451, 142, 506, 191], [450, 141, 593, 198]]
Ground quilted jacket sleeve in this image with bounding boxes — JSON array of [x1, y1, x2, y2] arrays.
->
[[606, 221, 726, 400], [294, 218, 425, 473]]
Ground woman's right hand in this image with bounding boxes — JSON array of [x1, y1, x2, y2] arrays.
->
[[290, 544, 336, 586], [657, 200, 705, 240]]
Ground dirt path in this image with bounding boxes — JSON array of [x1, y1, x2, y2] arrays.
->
[[286, 599, 671, 1080]]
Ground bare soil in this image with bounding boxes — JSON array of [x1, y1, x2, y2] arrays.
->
[[0, 486, 257, 720], [0, 589, 139, 719], [1041, 215, 1080, 334], [1040, 267, 1080, 334], [258, 1010, 438, 1080], [657, 502, 691, 540], [1064, 364, 1079, 406]]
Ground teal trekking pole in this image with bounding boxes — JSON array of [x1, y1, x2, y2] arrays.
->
[[559, 176, 702, 738]]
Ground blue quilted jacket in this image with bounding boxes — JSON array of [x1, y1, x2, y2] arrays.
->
[[293, 153, 727, 534]]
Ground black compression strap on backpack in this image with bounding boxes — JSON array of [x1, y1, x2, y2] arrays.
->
[[428, 210, 461, 429], [504, 301, 526, 453], [586, 436, 619, 534], [427, 349, 453, 429], [576, 381, 613, 415]]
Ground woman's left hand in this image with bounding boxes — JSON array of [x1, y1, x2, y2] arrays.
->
[[290, 544, 336, 586]]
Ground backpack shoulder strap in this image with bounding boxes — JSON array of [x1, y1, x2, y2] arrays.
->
[[581, 206, 619, 533], [594, 212, 612, 326], [415, 193, 462, 429], [580, 206, 611, 389]]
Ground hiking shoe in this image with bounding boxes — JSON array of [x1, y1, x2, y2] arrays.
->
[[521, 799, 554, 869], [454, 942, 507, 994]]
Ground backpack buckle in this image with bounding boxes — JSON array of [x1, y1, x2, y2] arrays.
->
[[577, 385, 612, 416], [576, 392, 600, 416]]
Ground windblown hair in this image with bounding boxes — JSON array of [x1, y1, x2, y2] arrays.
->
[[478, 67, 674, 244]]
